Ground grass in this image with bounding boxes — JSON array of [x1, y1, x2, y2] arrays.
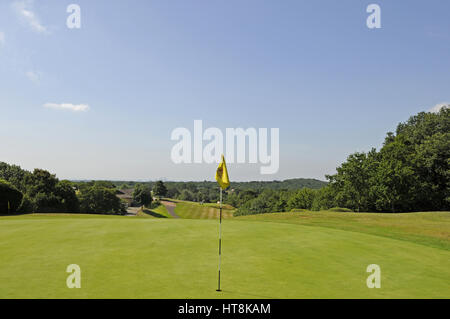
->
[[238, 211, 450, 251], [174, 201, 234, 219], [137, 204, 171, 218], [0, 210, 448, 298]]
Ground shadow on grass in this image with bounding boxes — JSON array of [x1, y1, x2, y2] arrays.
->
[[141, 208, 168, 218]]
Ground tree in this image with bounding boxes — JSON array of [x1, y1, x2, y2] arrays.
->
[[325, 108, 449, 212], [311, 186, 336, 211], [234, 189, 291, 216], [179, 189, 195, 201], [55, 180, 80, 212], [153, 181, 168, 198], [0, 162, 31, 193], [25, 169, 58, 197], [78, 186, 125, 215], [0, 179, 23, 214], [133, 184, 152, 207], [327, 152, 372, 212], [370, 138, 416, 212], [411, 131, 449, 210], [287, 188, 316, 210]]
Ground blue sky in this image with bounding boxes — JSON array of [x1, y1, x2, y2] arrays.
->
[[0, 0, 449, 181]]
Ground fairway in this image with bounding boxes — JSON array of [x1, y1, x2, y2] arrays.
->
[[0, 212, 449, 299], [173, 201, 234, 219]]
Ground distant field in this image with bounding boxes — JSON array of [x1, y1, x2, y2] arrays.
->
[[173, 201, 234, 219], [0, 210, 448, 298]]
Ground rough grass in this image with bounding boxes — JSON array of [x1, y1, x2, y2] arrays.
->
[[0, 211, 448, 298]]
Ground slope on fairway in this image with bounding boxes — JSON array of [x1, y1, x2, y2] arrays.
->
[[173, 201, 234, 219], [0, 214, 449, 298]]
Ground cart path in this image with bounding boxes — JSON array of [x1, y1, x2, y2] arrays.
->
[[126, 206, 140, 216], [161, 201, 180, 219]]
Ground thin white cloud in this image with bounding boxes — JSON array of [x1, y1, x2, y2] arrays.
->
[[0, 32, 5, 46], [26, 70, 40, 84], [44, 103, 90, 112], [12, 0, 48, 34], [429, 102, 449, 113]]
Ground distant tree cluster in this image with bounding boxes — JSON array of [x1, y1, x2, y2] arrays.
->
[[147, 179, 326, 205], [233, 187, 335, 216]]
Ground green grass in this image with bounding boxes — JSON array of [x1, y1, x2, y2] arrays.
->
[[174, 201, 234, 219], [238, 211, 450, 250], [137, 204, 171, 218], [0, 211, 448, 298]]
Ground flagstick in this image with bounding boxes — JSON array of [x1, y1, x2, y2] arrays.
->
[[216, 187, 223, 292]]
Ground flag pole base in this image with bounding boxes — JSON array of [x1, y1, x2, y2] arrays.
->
[[216, 289, 222, 292]]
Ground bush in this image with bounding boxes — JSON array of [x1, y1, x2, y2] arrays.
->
[[0, 179, 23, 214]]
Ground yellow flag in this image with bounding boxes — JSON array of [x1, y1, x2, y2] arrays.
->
[[215, 155, 230, 190]]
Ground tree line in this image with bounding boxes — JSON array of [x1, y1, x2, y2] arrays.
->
[[0, 166, 125, 215], [235, 108, 449, 215], [1, 108, 447, 215]]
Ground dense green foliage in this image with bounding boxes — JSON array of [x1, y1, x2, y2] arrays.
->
[[78, 186, 125, 214], [152, 180, 168, 198], [235, 109, 449, 215], [0, 164, 124, 215], [0, 166, 80, 213], [234, 189, 291, 216], [0, 179, 23, 214], [132, 184, 152, 207], [326, 108, 449, 212], [118, 179, 326, 205]]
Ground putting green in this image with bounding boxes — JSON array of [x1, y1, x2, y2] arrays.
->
[[0, 214, 448, 298]]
